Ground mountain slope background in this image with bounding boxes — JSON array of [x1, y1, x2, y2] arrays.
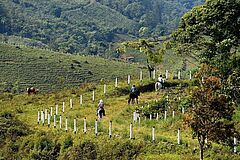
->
[[0, 0, 203, 56]]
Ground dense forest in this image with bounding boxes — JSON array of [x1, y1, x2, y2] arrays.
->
[[0, 0, 203, 56]]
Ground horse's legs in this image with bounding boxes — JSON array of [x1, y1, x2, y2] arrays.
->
[[128, 97, 131, 104], [131, 97, 134, 105]]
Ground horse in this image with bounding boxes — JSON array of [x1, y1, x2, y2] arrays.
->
[[155, 82, 163, 91], [26, 87, 39, 95], [128, 90, 140, 105], [97, 108, 105, 119]]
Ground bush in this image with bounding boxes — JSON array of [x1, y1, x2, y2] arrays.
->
[[64, 140, 97, 160], [63, 136, 73, 149]]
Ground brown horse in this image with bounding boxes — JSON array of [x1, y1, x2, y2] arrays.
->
[[26, 87, 39, 95], [128, 90, 140, 105]]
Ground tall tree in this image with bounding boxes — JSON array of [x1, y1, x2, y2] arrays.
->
[[171, 0, 240, 102], [190, 74, 235, 160]]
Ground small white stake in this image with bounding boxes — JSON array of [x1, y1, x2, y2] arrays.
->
[[70, 98, 72, 109], [45, 109, 48, 120], [95, 119, 98, 136], [74, 118, 76, 134], [62, 102, 65, 113], [130, 123, 133, 139], [42, 111, 45, 125], [234, 137, 237, 153], [115, 77, 118, 87], [164, 111, 167, 120], [80, 95, 83, 105], [84, 118, 87, 134], [65, 117, 68, 132], [156, 113, 159, 121], [109, 121, 112, 138], [56, 104, 58, 115], [140, 70, 143, 81], [54, 114, 56, 128], [152, 127, 155, 143], [104, 84, 106, 95], [48, 113, 50, 128], [178, 71, 181, 80], [133, 111, 137, 122], [92, 90, 95, 102], [178, 128, 181, 144], [128, 75, 130, 85], [173, 111, 175, 119], [50, 107, 53, 117], [37, 111, 40, 124]]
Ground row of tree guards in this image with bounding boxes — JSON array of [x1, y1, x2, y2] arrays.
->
[[37, 110, 238, 153], [38, 69, 193, 115]]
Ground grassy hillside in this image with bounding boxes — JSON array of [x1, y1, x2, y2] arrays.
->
[[0, 0, 203, 55], [0, 78, 239, 159], [0, 43, 147, 92]]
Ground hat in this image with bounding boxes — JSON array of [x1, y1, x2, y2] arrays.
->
[[99, 99, 103, 103]]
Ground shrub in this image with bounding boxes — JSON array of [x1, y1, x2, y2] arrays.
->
[[64, 140, 97, 160]]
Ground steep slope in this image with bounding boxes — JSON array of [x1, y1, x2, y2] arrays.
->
[[0, 0, 204, 55], [0, 43, 145, 92]]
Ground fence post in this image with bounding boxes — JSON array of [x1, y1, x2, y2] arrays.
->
[[80, 95, 83, 106], [164, 110, 167, 120], [150, 114, 152, 120], [50, 107, 53, 117], [109, 121, 112, 138], [152, 127, 155, 143], [178, 128, 181, 144], [54, 114, 56, 128], [115, 77, 118, 88], [140, 70, 143, 81], [42, 111, 45, 125], [92, 90, 95, 102], [234, 137, 237, 153], [84, 117, 87, 134], [156, 113, 159, 121], [130, 123, 133, 139], [56, 104, 58, 115], [128, 75, 130, 85], [178, 71, 181, 80], [103, 84, 106, 95], [172, 111, 175, 119], [65, 117, 68, 132], [37, 111, 40, 124], [48, 113, 50, 128], [62, 102, 65, 113], [74, 118, 76, 134], [95, 119, 98, 136], [133, 111, 137, 122], [70, 98, 73, 109], [45, 109, 48, 120]]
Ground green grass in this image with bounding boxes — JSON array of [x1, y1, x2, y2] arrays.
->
[[0, 43, 147, 92], [0, 78, 239, 159]]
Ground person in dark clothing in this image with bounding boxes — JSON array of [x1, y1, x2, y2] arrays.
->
[[128, 85, 140, 105]]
